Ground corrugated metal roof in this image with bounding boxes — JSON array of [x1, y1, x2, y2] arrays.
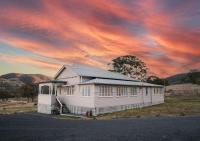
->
[[80, 78, 163, 87], [38, 80, 67, 84], [65, 64, 139, 81]]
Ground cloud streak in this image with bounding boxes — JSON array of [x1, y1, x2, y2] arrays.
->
[[0, 0, 199, 77]]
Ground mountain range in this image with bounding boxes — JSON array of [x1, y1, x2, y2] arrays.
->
[[0, 69, 199, 87], [166, 73, 188, 84], [0, 73, 51, 85], [166, 70, 200, 85]]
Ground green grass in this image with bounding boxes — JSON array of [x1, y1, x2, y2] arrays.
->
[[97, 95, 200, 119]]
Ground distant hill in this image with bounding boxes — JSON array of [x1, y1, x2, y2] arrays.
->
[[0, 73, 52, 99], [0, 77, 25, 87], [0, 73, 51, 84], [166, 73, 188, 84], [166, 70, 200, 85]]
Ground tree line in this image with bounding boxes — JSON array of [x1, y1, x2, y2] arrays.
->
[[0, 84, 38, 102], [181, 70, 200, 85]]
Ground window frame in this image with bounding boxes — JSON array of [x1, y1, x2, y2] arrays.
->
[[116, 86, 128, 97], [146, 87, 148, 96], [98, 85, 113, 97], [64, 86, 74, 96], [129, 87, 137, 96], [41, 85, 50, 95], [81, 85, 91, 97]]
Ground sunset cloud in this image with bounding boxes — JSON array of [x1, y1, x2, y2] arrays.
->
[[0, 0, 199, 77], [0, 53, 60, 70]]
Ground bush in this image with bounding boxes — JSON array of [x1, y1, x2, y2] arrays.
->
[[136, 115, 141, 118], [155, 113, 161, 117], [179, 112, 186, 116]]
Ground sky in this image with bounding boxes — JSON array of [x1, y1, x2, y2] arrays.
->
[[0, 0, 200, 78]]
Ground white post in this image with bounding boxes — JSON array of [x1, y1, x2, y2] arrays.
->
[[39, 84, 41, 94], [141, 86, 144, 106], [50, 83, 52, 95], [55, 84, 57, 96]]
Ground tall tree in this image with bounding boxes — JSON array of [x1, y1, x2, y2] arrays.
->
[[0, 89, 9, 101], [109, 55, 148, 81], [21, 84, 37, 102], [147, 76, 168, 85]]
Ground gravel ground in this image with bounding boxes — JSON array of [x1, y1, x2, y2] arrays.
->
[[0, 113, 200, 141]]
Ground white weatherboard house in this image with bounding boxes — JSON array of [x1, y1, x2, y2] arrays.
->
[[38, 64, 164, 115]]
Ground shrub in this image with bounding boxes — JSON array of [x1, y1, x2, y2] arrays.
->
[[136, 115, 141, 118], [179, 112, 185, 116], [155, 113, 160, 117]]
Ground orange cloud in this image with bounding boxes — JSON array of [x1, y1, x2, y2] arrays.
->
[[0, 0, 199, 77], [0, 53, 60, 70]]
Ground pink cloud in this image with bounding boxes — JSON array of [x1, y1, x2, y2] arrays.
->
[[0, 0, 199, 77]]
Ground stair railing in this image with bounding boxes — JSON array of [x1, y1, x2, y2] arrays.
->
[[56, 96, 63, 114]]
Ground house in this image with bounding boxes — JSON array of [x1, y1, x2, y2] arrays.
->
[[38, 64, 164, 115]]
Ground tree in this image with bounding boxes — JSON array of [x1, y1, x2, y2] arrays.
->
[[0, 89, 11, 101], [21, 84, 37, 102], [181, 70, 200, 85], [109, 55, 148, 81], [188, 71, 200, 85], [147, 76, 169, 85]]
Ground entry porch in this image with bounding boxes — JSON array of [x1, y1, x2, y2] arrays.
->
[[37, 80, 67, 114]]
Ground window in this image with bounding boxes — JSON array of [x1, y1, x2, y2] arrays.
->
[[154, 88, 162, 94], [99, 86, 113, 97], [117, 86, 128, 96], [130, 87, 137, 96], [81, 85, 90, 96], [159, 88, 163, 94], [146, 87, 148, 96], [52, 86, 55, 95], [64, 86, 74, 95], [117, 87, 120, 96], [41, 85, 50, 94], [124, 87, 128, 96]]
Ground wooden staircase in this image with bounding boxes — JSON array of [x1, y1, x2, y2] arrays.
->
[[55, 97, 70, 114]]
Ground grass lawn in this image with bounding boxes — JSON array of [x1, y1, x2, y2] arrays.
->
[[0, 100, 37, 114], [97, 95, 200, 119]]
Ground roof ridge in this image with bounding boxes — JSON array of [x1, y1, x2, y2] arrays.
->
[[56, 64, 140, 81], [80, 78, 163, 87], [70, 64, 139, 81]]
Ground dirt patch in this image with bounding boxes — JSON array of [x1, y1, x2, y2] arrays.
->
[[0, 100, 37, 114]]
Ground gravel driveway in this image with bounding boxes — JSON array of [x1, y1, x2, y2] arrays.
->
[[0, 113, 200, 141]]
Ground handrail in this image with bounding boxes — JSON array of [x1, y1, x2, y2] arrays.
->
[[56, 96, 63, 114]]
